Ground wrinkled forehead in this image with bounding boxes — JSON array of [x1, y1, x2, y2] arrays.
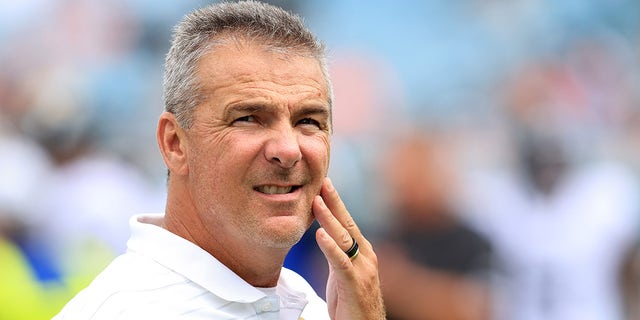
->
[[200, 38, 328, 94], [209, 34, 330, 85]]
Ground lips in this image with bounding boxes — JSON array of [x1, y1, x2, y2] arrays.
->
[[254, 185, 301, 194]]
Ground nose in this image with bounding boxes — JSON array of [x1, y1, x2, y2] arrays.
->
[[265, 125, 302, 168]]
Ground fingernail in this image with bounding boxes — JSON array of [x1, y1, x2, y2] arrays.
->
[[326, 177, 335, 192], [317, 195, 327, 209], [317, 227, 327, 239]]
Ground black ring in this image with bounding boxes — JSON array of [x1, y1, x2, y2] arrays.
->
[[345, 237, 359, 260]]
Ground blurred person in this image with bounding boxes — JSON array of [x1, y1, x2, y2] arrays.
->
[[17, 66, 163, 288], [378, 130, 493, 320], [0, 1, 162, 316], [0, 132, 72, 319], [464, 61, 640, 320], [54, 2, 385, 319]]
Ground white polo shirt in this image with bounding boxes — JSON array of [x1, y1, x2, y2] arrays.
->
[[53, 214, 329, 320]]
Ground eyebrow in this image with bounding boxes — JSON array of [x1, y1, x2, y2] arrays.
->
[[224, 102, 330, 119], [224, 103, 273, 118], [294, 105, 331, 119]]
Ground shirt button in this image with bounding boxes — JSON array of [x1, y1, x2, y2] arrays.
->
[[261, 303, 273, 312]]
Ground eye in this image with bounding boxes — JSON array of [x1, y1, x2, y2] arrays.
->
[[232, 115, 257, 124], [297, 118, 321, 128]]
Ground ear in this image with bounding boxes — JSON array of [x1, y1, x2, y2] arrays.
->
[[157, 112, 189, 176]]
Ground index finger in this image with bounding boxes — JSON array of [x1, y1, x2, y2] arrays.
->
[[320, 177, 364, 242]]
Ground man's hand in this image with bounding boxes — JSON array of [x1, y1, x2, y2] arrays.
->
[[313, 178, 385, 319]]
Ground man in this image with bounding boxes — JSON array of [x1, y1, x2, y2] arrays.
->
[[53, 1, 385, 319], [377, 131, 492, 320]]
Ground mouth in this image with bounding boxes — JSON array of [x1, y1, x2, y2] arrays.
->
[[254, 185, 302, 195]]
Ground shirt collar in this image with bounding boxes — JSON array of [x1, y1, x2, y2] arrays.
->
[[126, 213, 271, 303]]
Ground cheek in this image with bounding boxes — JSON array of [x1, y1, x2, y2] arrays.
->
[[186, 139, 238, 195], [302, 135, 330, 174], [305, 146, 330, 197], [323, 136, 331, 172], [191, 129, 263, 167]]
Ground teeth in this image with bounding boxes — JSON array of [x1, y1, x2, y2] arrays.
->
[[257, 185, 293, 194]]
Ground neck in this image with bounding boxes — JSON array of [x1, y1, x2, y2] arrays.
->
[[162, 188, 289, 287]]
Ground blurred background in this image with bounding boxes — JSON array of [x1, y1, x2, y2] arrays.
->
[[1, 0, 639, 319]]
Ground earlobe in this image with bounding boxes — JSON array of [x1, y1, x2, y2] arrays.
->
[[157, 112, 189, 176]]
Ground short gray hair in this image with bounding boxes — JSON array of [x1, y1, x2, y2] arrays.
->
[[163, 0, 332, 129]]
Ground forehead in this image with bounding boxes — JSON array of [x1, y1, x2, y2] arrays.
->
[[195, 39, 329, 104]]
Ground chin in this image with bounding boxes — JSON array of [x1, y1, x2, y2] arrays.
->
[[258, 217, 309, 249]]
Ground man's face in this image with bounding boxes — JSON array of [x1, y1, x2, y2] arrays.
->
[[183, 41, 331, 249]]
